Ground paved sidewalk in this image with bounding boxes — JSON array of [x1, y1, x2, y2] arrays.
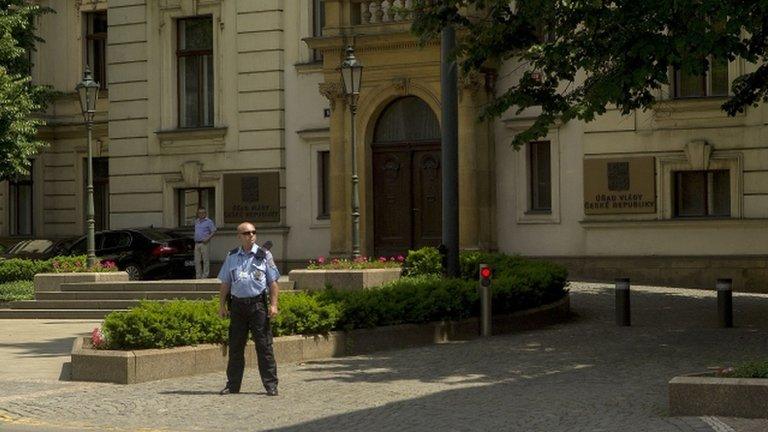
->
[[0, 319, 101, 382], [1, 283, 768, 431]]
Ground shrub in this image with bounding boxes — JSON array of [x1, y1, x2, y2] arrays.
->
[[0, 280, 34, 302], [307, 255, 403, 270], [721, 360, 768, 379], [102, 299, 227, 350], [52, 255, 117, 273], [271, 292, 342, 336], [404, 247, 443, 277], [0, 258, 53, 283]]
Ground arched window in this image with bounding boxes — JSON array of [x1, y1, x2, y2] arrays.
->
[[373, 96, 439, 144]]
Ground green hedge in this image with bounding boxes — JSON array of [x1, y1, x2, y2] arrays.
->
[[0, 259, 53, 283], [0, 280, 34, 302], [100, 254, 568, 350], [722, 360, 768, 379]]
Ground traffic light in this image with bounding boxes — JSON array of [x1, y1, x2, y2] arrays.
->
[[479, 265, 492, 287]]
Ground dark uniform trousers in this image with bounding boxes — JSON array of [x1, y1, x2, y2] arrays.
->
[[226, 293, 278, 392]]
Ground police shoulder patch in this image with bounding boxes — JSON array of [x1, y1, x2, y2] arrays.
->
[[228, 247, 239, 256]]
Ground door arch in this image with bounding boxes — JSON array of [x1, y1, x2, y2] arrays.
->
[[372, 96, 441, 257]]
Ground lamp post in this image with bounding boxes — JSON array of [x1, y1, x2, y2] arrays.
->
[[340, 45, 363, 259], [75, 67, 100, 268]]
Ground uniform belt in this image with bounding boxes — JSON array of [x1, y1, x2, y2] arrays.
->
[[231, 293, 267, 304]]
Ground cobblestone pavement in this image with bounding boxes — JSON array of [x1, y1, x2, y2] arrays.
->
[[1, 283, 768, 432]]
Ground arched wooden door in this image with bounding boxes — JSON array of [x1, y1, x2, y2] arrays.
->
[[372, 96, 441, 257]]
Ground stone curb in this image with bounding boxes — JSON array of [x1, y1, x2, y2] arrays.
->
[[71, 294, 570, 384], [669, 373, 768, 418]]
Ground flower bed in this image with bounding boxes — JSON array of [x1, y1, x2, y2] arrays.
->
[[307, 255, 404, 270], [669, 372, 768, 418], [96, 253, 568, 350]]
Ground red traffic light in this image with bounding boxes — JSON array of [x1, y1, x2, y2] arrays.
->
[[480, 267, 492, 279]]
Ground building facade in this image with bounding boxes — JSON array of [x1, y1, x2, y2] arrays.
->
[[3, 0, 768, 290]]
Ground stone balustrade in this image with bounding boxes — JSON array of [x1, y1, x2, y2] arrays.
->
[[353, 0, 414, 25]]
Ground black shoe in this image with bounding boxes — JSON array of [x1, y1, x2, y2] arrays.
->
[[220, 386, 239, 395], [266, 388, 278, 397]]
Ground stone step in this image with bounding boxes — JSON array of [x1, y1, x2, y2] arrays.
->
[[60, 278, 296, 292], [0, 309, 119, 319], [35, 290, 301, 301], [9, 300, 149, 309], [35, 291, 219, 301]]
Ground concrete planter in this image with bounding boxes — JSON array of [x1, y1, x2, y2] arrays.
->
[[34, 272, 129, 294], [288, 267, 402, 291], [71, 294, 571, 384], [669, 373, 768, 418]]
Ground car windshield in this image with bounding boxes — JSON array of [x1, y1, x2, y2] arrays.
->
[[8, 240, 54, 254]]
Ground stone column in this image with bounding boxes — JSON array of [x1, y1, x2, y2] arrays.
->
[[319, 82, 349, 256], [457, 71, 484, 250]]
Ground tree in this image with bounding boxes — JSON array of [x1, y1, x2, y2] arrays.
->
[[412, 0, 768, 147], [0, 1, 53, 179]]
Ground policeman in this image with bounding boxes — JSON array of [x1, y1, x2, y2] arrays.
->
[[218, 222, 280, 396]]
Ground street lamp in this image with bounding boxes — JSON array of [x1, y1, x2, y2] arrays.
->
[[75, 67, 100, 268], [340, 45, 363, 259]]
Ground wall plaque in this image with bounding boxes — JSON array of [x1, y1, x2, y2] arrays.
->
[[583, 157, 656, 215], [223, 172, 280, 223]]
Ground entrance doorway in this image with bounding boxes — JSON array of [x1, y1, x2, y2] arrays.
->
[[372, 96, 441, 257]]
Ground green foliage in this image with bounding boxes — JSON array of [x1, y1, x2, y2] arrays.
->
[[101, 254, 568, 350], [271, 292, 342, 336], [52, 255, 117, 273], [404, 247, 443, 277], [102, 299, 227, 350], [307, 255, 403, 270], [0, 280, 33, 302], [411, 1, 768, 147], [723, 360, 768, 379], [0, 258, 53, 282], [0, 2, 55, 178]]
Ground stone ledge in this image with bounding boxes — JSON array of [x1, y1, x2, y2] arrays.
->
[[669, 373, 768, 418], [288, 268, 403, 291], [34, 272, 130, 294], [71, 294, 571, 384]]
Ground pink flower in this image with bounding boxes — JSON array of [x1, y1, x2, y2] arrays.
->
[[396, 255, 405, 262], [378, 256, 387, 262], [91, 327, 106, 349], [317, 256, 326, 264]]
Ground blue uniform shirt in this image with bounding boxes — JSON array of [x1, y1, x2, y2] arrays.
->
[[217, 244, 279, 298]]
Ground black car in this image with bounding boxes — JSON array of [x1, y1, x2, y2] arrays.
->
[[1, 238, 76, 261], [65, 228, 195, 280]]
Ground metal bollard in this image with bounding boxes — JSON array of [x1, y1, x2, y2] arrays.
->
[[716, 278, 733, 328], [479, 264, 492, 337], [615, 278, 631, 327]]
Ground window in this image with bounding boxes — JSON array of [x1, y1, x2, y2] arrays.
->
[[9, 163, 33, 236], [177, 188, 215, 226], [177, 17, 213, 128], [312, 0, 325, 61], [674, 56, 729, 98], [318, 151, 330, 219], [85, 11, 108, 89], [674, 170, 730, 217], [83, 157, 109, 231], [528, 141, 551, 212], [102, 232, 131, 249]]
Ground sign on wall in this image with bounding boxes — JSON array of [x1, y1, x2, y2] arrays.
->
[[583, 157, 656, 215], [223, 172, 281, 223]]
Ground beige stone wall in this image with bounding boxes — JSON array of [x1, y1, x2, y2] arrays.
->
[[283, 0, 332, 264], [496, 57, 768, 259]]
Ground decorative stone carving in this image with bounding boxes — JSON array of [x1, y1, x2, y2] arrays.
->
[[318, 82, 345, 110], [392, 77, 410, 96], [685, 140, 713, 170], [181, 161, 203, 188]]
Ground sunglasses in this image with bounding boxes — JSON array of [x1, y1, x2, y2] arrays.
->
[[238, 230, 257, 236]]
